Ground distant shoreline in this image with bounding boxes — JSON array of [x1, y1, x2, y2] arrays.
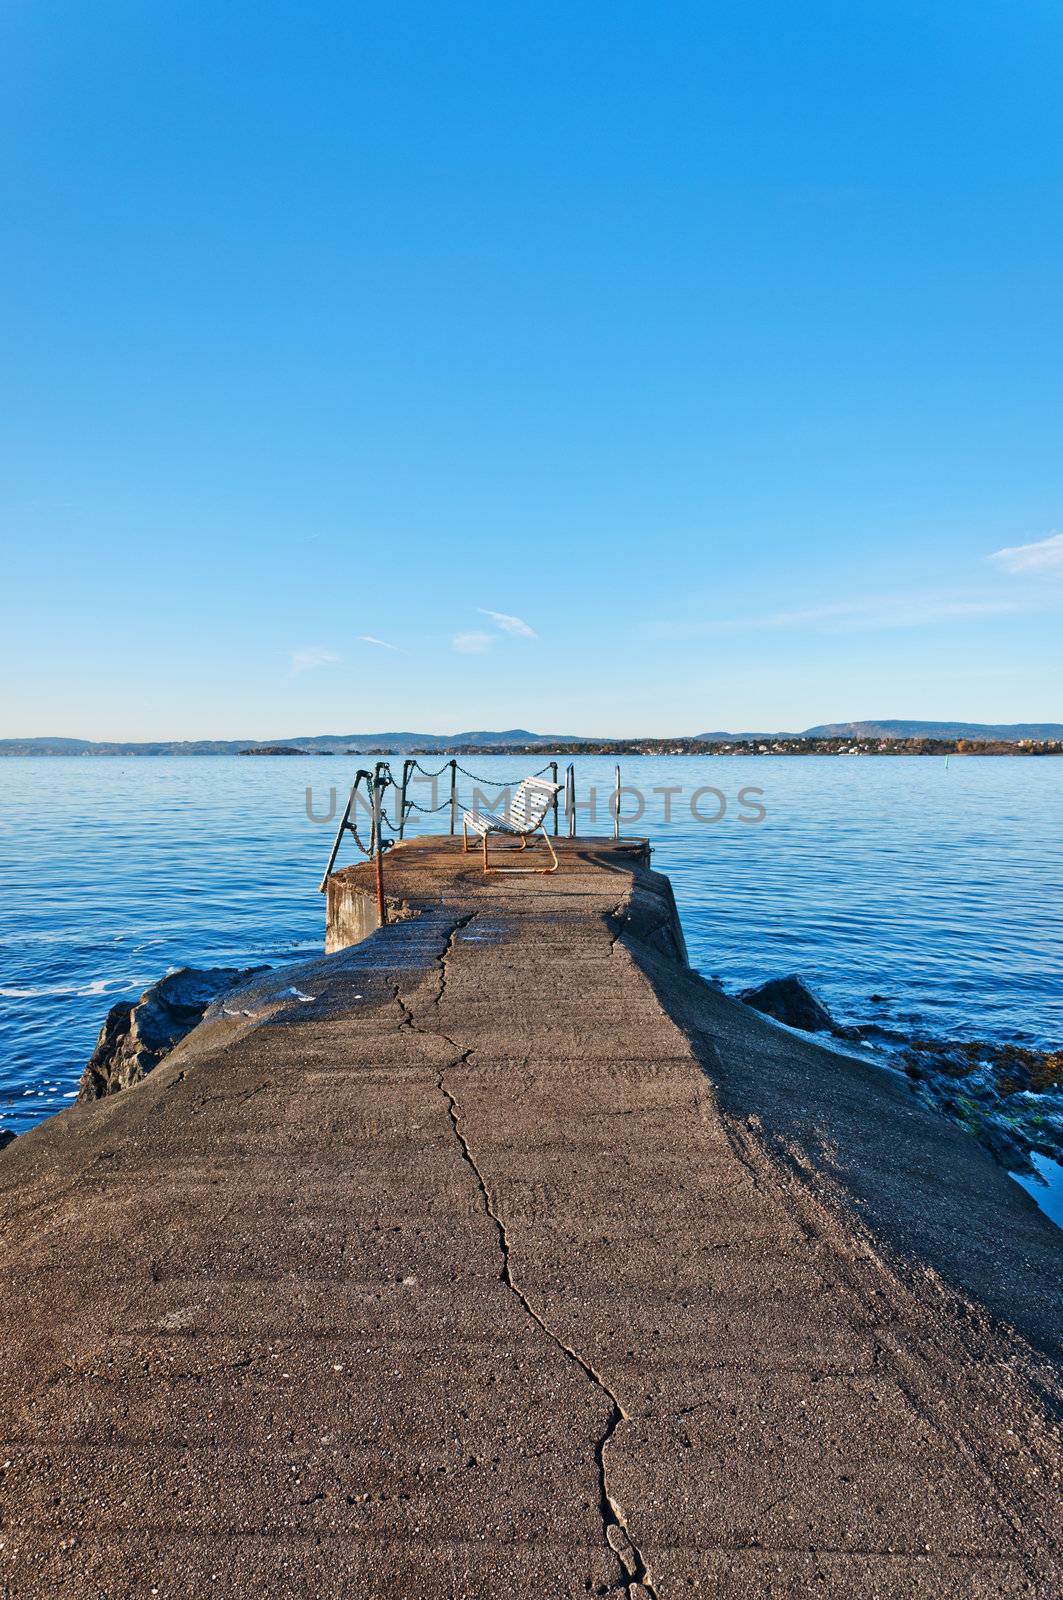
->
[[4, 719, 1063, 759], [393, 738, 1063, 758], [2, 738, 1061, 758]]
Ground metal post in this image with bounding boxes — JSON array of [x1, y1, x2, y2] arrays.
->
[[613, 763, 621, 842], [372, 770, 387, 926], [550, 761, 559, 836], [449, 759, 458, 835], [399, 758, 414, 840], [566, 764, 576, 839]]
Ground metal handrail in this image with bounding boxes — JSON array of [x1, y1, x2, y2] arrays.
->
[[320, 755, 607, 889], [318, 769, 374, 890], [398, 757, 557, 838]]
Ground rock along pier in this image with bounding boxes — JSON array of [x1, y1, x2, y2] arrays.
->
[[0, 836, 1060, 1597]]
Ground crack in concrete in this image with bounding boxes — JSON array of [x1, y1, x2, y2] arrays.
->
[[437, 1065, 657, 1598], [394, 909, 657, 1597], [434, 912, 474, 1009]]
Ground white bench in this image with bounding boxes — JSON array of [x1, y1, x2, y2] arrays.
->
[[462, 776, 562, 873]]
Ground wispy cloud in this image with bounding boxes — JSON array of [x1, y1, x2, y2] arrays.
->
[[647, 537, 1063, 643], [289, 647, 341, 675], [478, 608, 538, 639], [988, 531, 1063, 577], [452, 631, 495, 655], [358, 634, 400, 651], [648, 590, 1056, 641]]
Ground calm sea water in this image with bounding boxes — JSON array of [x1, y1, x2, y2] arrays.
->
[[1, 755, 1061, 1144]]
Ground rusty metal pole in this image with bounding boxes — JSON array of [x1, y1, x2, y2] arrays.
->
[[550, 761, 559, 836]]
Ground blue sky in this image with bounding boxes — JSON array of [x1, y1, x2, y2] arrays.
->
[[2, 0, 1062, 738]]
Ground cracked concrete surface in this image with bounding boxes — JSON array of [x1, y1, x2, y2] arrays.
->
[[397, 904, 656, 1595], [438, 1052, 656, 1599], [0, 837, 1060, 1598]]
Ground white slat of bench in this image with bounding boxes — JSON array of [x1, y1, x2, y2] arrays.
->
[[463, 776, 560, 837], [509, 779, 552, 827], [462, 811, 514, 836]]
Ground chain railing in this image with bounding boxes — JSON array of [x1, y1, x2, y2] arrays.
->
[[321, 754, 624, 894]]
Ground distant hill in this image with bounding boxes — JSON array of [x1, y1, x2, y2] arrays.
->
[[0, 730, 584, 756], [3, 720, 1060, 755], [800, 721, 1063, 741]]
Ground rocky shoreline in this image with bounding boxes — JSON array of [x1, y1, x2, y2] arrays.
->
[[734, 973, 1062, 1182], [77, 965, 267, 1100], [900, 1036, 1063, 1176]]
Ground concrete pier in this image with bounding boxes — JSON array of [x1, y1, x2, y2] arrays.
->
[[0, 837, 1060, 1597]]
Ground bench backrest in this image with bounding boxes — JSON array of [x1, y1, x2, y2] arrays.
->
[[507, 776, 562, 832]]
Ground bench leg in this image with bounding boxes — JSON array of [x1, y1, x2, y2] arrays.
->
[[540, 824, 559, 873], [462, 820, 472, 853], [482, 825, 558, 874]]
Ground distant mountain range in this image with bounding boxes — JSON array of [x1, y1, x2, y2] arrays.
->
[[1, 720, 1061, 755], [799, 720, 1063, 741], [697, 720, 1063, 742], [0, 729, 577, 757]]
